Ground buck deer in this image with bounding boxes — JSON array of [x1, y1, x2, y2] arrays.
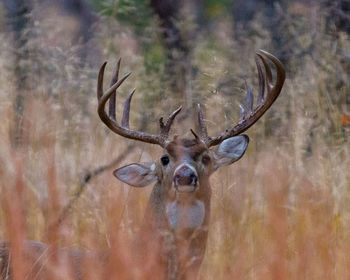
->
[[96, 49, 285, 279], [0, 50, 285, 280]]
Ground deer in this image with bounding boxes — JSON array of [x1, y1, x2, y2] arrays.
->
[[96, 49, 285, 279], [0, 50, 285, 280]]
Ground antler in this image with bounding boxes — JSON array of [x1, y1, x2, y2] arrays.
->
[[197, 50, 286, 147], [97, 59, 181, 147]]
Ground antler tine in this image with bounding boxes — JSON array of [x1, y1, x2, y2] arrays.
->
[[206, 50, 286, 147], [257, 53, 273, 91], [97, 62, 164, 146], [258, 49, 285, 96], [190, 129, 200, 141], [159, 106, 182, 141], [165, 106, 182, 129], [197, 104, 209, 143], [256, 57, 265, 105], [97, 62, 107, 99], [245, 81, 254, 114], [239, 104, 245, 122], [98, 70, 131, 112], [108, 58, 121, 120], [121, 88, 136, 128]]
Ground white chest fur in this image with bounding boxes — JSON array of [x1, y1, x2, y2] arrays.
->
[[166, 199, 205, 229]]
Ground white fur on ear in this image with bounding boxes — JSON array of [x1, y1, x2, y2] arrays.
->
[[214, 135, 249, 168], [114, 163, 157, 188]]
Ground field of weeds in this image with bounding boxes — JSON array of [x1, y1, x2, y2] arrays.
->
[[0, 0, 349, 279]]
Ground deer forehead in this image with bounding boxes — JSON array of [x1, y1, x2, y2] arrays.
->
[[164, 138, 208, 161]]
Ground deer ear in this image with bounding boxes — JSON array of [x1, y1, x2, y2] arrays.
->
[[113, 163, 157, 187], [214, 135, 249, 169]]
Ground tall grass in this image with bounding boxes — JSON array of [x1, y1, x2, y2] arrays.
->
[[0, 1, 349, 279]]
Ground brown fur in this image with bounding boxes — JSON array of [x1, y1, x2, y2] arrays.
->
[[138, 137, 213, 280]]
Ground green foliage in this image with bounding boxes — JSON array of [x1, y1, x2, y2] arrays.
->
[[204, 0, 233, 18], [88, 0, 167, 90], [89, 0, 152, 35]]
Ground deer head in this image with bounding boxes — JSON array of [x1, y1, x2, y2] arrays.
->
[[97, 50, 285, 207]]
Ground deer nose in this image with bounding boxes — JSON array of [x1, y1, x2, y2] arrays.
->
[[174, 164, 198, 186]]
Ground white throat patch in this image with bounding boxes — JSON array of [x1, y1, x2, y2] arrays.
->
[[166, 200, 205, 229]]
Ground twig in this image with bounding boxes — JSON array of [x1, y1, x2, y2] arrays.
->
[[56, 143, 136, 225]]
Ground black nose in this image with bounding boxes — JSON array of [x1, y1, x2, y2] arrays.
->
[[174, 165, 198, 186]]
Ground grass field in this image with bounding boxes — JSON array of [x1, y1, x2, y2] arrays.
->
[[0, 1, 349, 279]]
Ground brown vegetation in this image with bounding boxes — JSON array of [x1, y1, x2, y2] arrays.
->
[[0, 0, 349, 279]]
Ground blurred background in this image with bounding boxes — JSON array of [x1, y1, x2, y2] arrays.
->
[[0, 0, 349, 279]]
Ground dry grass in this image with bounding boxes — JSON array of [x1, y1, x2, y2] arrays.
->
[[0, 1, 349, 279]]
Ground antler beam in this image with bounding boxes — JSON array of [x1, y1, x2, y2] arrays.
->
[[197, 50, 286, 147], [97, 50, 284, 149], [97, 59, 181, 147]]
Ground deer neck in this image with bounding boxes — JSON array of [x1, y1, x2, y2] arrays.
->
[[143, 180, 212, 235], [145, 180, 212, 280]]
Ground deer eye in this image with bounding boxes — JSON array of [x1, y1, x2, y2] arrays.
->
[[202, 155, 211, 165], [161, 156, 170, 166]]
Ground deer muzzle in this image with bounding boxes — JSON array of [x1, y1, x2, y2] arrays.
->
[[173, 163, 198, 193]]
